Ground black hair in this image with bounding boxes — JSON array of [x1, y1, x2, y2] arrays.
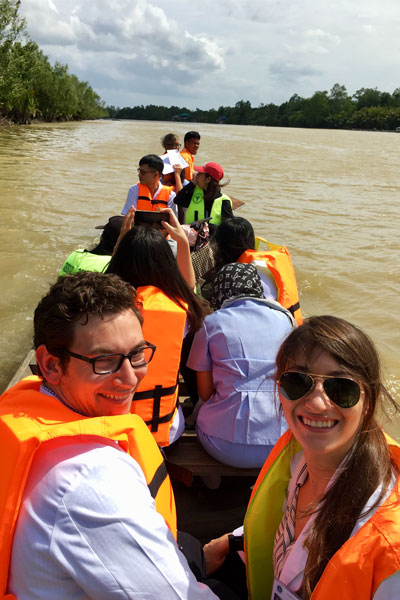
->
[[184, 131, 201, 142], [139, 154, 164, 176], [106, 226, 205, 332], [213, 217, 255, 270]]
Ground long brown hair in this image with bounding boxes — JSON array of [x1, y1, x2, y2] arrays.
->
[[275, 315, 398, 598]]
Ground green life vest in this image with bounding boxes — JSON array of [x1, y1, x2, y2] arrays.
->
[[184, 186, 232, 226], [244, 431, 300, 598], [59, 249, 111, 276]]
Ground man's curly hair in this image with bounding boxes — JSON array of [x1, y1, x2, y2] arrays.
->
[[34, 272, 141, 372]]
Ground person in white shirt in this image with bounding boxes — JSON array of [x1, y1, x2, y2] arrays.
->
[[122, 154, 176, 215], [3, 272, 224, 599]]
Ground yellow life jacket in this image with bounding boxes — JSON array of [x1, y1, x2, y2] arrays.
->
[[244, 430, 400, 599], [132, 286, 187, 446], [238, 242, 302, 325], [136, 183, 174, 211], [184, 186, 232, 226], [0, 376, 177, 597]]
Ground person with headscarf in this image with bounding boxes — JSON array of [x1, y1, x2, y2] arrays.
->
[[187, 263, 296, 468]]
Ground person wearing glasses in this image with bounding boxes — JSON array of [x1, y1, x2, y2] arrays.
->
[[1, 272, 219, 599], [121, 154, 177, 216], [204, 315, 400, 599]]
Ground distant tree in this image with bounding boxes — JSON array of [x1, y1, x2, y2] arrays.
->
[[302, 91, 329, 128], [353, 87, 382, 109]]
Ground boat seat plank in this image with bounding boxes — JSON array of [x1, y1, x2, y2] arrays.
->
[[164, 433, 260, 487]]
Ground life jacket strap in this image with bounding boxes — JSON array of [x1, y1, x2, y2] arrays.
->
[[134, 382, 179, 432], [147, 461, 168, 499], [137, 195, 169, 207], [288, 301, 300, 316]]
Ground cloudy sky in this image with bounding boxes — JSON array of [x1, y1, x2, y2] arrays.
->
[[20, 0, 400, 110]]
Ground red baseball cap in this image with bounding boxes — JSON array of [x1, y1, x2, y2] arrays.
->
[[194, 162, 224, 181]]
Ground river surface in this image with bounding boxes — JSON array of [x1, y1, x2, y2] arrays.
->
[[0, 120, 399, 436]]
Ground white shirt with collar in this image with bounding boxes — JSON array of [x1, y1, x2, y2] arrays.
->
[[8, 387, 216, 599], [122, 182, 177, 215]]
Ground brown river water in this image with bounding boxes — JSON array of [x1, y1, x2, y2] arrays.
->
[[0, 120, 399, 437]]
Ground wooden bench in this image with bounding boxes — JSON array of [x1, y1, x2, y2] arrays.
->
[[164, 431, 260, 487]]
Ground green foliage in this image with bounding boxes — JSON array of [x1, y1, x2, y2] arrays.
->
[[0, 0, 107, 123], [107, 82, 400, 132]]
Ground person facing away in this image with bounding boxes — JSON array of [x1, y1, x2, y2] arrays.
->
[[187, 262, 295, 468], [180, 130, 201, 181], [106, 225, 206, 447], [1, 271, 218, 599], [174, 162, 233, 230], [203, 217, 302, 325], [204, 315, 400, 599], [121, 154, 177, 216], [59, 215, 123, 276]]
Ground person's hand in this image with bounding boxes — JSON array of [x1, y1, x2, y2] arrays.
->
[[113, 207, 135, 255], [160, 208, 187, 245], [203, 534, 230, 575], [173, 164, 183, 176]]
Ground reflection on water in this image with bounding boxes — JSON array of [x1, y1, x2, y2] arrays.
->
[[0, 120, 399, 436]]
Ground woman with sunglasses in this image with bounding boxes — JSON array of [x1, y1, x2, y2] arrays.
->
[[205, 315, 400, 599]]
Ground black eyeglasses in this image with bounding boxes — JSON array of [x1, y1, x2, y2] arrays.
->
[[137, 168, 156, 176], [277, 371, 362, 408], [64, 343, 156, 375]]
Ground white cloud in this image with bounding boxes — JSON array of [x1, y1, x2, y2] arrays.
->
[[19, 0, 400, 108]]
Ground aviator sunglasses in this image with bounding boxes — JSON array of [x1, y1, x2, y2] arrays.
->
[[277, 371, 362, 408]]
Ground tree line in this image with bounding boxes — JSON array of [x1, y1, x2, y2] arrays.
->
[[108, 84, 400, 131], [0, 0, 107, 124]]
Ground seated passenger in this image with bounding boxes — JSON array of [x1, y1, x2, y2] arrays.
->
[[204, 315, 400, 599], [59, 215, 123, 275], [187, 263, 295, 468], [160, 133, 188, 194], [107, 223, 206, 447], [180, 130, 201, 181], [174, 162, 233, 229], [122, 154, 176, 215], [2, 272, 218, 599], [195, 217, 302, 324]]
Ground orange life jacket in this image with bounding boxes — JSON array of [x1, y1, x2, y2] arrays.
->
[[244, 430, 400, 599], [238, 247, 303, 325], [132, 286, 187, 446], [0, 376, 177, 598], [136, 183, 174, 211], [180, 149, 194, 180]]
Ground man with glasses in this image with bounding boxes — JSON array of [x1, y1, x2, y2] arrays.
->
[[122, 154, 177, 216], [1, 272, 218, 599]]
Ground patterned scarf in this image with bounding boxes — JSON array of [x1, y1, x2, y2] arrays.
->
[[210, 262, 264, 310], [273, 462, 309, 579]]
